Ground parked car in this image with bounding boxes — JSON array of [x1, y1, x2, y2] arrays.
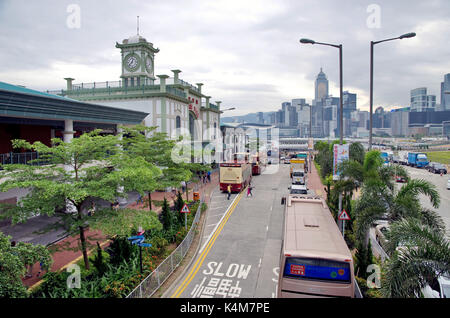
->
[[426, 162, 437, 172], [375, 223, 390, 248], [447, 178, 450, 190], [396, 175, 407, 183], [431, 163, 447, 174]]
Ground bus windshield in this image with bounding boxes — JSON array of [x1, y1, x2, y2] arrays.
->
[[283, 257, 351, 283], [293, 172, 304, 177]]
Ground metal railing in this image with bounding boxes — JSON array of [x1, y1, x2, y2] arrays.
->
[[126, 200, 203, 298], [0, 152, 48, 166]]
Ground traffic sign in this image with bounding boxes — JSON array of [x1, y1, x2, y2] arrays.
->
[[180, 203, 190, 214], [338, 209, 351, 221]]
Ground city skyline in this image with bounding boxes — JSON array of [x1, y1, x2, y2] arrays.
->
[[0, 0, 449, 116]]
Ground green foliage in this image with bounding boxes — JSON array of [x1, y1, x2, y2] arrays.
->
[[106, 236, 139, 266], [90, 208, 162, 238], [0, 232, 52, 297], [91, 242, 108, 276]]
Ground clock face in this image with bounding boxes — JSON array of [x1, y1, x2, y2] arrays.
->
[[124, 54, 140, 72], [145, 56, 153, 74]]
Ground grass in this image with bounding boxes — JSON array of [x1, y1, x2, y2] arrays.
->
[[426, 151, 450, 165]]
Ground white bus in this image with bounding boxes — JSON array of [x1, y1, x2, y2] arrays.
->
[[278, 196, 355, 298]]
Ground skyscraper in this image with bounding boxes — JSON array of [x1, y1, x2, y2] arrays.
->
[[441, 73, 450, 110], [315, 68, 329, 100], [410, 87, 436, 112]]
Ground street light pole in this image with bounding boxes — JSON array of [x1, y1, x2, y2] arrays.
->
[[369, 32, 416, 150], [299, 37, 344, 232]]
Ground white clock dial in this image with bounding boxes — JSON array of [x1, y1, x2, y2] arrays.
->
[[127, 56, 138, 69], [145, 56, 153, 73]]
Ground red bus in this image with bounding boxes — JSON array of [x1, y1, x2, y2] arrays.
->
[[220, 154, 252, 193], [251, 152, 267, 175]]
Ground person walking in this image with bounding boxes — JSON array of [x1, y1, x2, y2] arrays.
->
[[227, 184, 231, 200], [207, 170, 211, 183]]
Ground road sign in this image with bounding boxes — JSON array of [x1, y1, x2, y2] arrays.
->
[[180, 203, 190, 213], [338, 209, 351, 221]]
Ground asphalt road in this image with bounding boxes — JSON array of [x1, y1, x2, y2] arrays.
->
[[402, 165, 450, 238], [167, 163, 292, 298]]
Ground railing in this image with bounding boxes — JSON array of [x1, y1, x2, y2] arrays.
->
[[0, 152, 48, 167], [126, 200, 203, 298]]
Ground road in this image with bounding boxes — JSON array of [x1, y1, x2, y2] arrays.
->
[[166, 163, 293, 298], [402, 165, 450, 238]]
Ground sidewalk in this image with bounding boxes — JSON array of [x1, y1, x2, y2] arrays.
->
[[308, 161, 327, 200], [23, 171, 219, 290]]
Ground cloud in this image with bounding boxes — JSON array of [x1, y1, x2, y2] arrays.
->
[[0, 0, 449, 116]]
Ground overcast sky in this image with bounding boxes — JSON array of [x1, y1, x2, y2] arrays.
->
[[1, 0, 449, 116]]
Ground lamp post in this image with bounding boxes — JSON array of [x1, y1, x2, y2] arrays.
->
[[300, 38, 343, 144], [300, 37, 344, 233], [369, 32, 416, 150]]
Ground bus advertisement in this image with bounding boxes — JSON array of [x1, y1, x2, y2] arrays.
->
[[278, 196, 355, 298]]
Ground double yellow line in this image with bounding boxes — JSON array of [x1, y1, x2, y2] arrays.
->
[[171, 190, 244, 298]]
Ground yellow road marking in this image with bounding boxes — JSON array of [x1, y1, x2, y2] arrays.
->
[[171, 190, 244, 298]]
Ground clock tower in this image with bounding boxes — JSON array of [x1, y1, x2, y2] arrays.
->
[[115, 33, 159, 87]]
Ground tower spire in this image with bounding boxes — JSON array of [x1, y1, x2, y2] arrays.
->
[[137, 16, 139, 35]]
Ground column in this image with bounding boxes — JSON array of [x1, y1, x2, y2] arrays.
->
[[157, 75, 169, 92], [64, 78, 75, 91], [171, 70, 182, 84], [63, 119, 75, 143]]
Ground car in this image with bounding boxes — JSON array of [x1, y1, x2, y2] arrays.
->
[[447, 178, 450, 190], [422, 273, 450, 298], [375, 223, 389, 248], [395, 175, 407, 183], [284, 158, 290, 164], [432, 163, 447, 174], [288, 184, 308, 195]]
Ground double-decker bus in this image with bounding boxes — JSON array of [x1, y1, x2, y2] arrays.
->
[[219, 153, 252, 193], [278, 196, 355, 298], [251, 152, 267, 175]]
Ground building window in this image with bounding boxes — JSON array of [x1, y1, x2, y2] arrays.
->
[[176, 116, 181, 129]]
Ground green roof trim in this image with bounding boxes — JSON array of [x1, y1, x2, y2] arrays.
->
[[0, 81, 148, 125]]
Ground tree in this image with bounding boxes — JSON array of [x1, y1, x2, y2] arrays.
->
[[161, 197, 173, 231], [381, 218, 450, 298], [0, 232, 52, 297], [119, 125, 192, 209], [0, 130, 158, 270]]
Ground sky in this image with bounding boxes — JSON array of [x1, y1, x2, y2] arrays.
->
[[0, 0, 449, 116]]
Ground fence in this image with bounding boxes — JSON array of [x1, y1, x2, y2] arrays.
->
[[126, 200, 203, 298], [0, 152, 48, 166]]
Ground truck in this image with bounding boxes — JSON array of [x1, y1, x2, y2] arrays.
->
[[407, 152, 429, 168], [291, 169, 306, 185], [380, 151, 393, 164], [290, 158, 306, 178]]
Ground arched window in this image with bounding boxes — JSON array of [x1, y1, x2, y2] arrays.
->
[[176, 116, 181, 129]]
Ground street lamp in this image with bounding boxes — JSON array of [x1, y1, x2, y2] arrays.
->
[[369, 32, 416, 150], [299, 38, 344, 145], [300, 37, 345, 234], [220, 107, 236, 114]]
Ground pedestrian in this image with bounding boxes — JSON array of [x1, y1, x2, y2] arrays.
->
[[111, 201, 119, 210], [88, 201, 96, 216], [247, 186, 253, 197], [207, 170, 211, 183], [227, 184, 231, 200], [203, 174, 207, 184], [181, 181, 186, 193], [36, 259, 46, 277], [136, 193, 144, 205]]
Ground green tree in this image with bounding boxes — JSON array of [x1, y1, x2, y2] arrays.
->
[[381, 218, 450, 298], [161, 197, 173, 231], [120, 125, 192, 209], [0, 232, 52, 297], [0, 130, 157, 269]]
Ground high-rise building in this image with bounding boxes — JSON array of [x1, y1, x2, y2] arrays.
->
[[390, 107, 410, 136], [410, 87, 436, 112], [315, 68, 329, 100], [441, 73, 450, 111]]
